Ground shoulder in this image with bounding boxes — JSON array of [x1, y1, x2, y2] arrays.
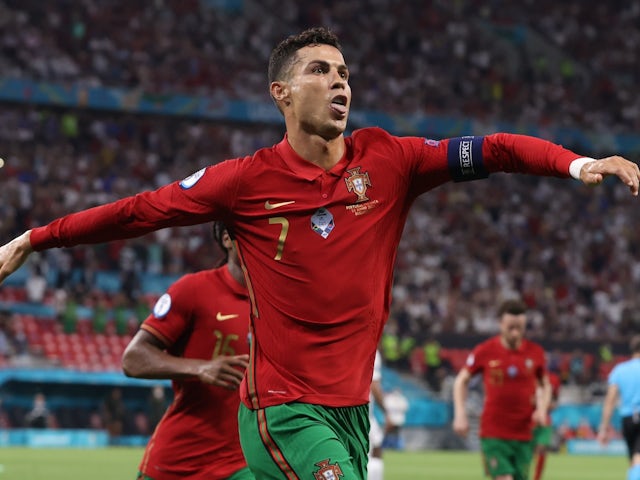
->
[[468, 338, 494, 364], [168, 269, 217, 294], [524, 340, 545, 357], [478, 336, 500, 352]]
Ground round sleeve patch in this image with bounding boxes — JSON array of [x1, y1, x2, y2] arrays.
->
[[466, 353, 475, 367], [153, 293, 172, 318], [179, 168, 206, 189]]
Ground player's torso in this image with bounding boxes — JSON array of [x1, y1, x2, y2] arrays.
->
[[231, 130, 418, 407], [480, 339, 541, 399], [145, 270, 250, 473]]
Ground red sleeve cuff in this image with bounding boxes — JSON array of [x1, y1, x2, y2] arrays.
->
[[29, 226, 58, 251]]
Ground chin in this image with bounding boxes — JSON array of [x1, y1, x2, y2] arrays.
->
[[319, 124, 346, 140]]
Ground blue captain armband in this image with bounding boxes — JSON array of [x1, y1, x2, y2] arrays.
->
[[447, 136, 489, 182]]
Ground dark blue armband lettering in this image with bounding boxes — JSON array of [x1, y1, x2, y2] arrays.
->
[[447, 136, 489, 182]]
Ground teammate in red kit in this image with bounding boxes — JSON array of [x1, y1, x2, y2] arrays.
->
[[453, 299, 551, 480], [121, 222, 253, 480], [0, 27, 639, 479]]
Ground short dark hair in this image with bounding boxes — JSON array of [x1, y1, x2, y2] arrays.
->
[[268, 27, 342, 84], [498, 298, 528, 317], [630, 335, 640, 354]]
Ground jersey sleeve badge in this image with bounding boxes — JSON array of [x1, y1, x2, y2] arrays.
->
[[179, 168, 206, 189], [153, 293, 172, 318]]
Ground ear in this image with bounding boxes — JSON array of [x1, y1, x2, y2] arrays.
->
[[270, 81, 291, 107], [221, 231, 233, 249]]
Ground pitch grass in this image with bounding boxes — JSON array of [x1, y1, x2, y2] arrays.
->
[[0, 447, 628, 479]]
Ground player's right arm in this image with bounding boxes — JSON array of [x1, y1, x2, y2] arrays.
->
[[122, 329, 249, 389], [452, 367, 472, 437], [0, 161, 240, 285]]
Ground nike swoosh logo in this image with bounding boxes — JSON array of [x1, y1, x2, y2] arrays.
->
[[216, 312, 239, 321], [264, 200, 295, 210]]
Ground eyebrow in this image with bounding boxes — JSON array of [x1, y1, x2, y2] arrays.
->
[[308, 59, 349, 72]]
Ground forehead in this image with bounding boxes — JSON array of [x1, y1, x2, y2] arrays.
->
[[501, 313, 526, 326], [294, 44, 346, 68]]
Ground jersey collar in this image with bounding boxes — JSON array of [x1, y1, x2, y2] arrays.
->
[[275, 134, 351, 181]]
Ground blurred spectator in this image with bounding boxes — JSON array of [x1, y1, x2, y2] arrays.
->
[[423, 336, 443, 392], [0, 397, 11, 428], [568, 349, 589, 385], [0, 315, 11, 359], [101, 387, 127, 440], [574, 417, 596, 440], [556, 420, 576, 446], [24, 392, 51, 429], [25, 262, 47, 304], [383, 388, 409, 450], [146, 384, 168, 432]]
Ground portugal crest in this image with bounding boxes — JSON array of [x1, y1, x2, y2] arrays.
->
[[344, 167, 371, 203], [313, 459, 344, 480]]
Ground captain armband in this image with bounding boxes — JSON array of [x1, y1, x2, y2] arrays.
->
[[447, 136, 489, 182]]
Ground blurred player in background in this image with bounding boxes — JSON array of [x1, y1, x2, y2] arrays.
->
[[531, 364, 561, 480], [453, 299, 551, 480], [1, 26, 639, 479], [368, 350, 392, 480], [122, 222, 253, 480], [598, 334, 640, 480]]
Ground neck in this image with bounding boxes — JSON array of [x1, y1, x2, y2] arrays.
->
[[500, 336, 521, 350], [227, 261, 246, 286], [286, 128, 345, 171]]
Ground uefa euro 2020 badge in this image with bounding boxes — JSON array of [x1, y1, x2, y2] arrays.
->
[[311, 208, 335, 239]]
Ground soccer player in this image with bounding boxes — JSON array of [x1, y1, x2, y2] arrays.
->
[[0, 27, 639, 479], [531, 367, 561, 480], [121, 222, 253, 480], [452, 299, 551, 480], [598, 334, 640, 480]]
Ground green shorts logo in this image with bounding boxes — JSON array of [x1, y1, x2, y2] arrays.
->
[[313, 459, 343, 480]]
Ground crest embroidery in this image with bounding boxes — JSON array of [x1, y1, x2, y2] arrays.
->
[[344, 167, 371, 203], [313, 459, 344, 480]]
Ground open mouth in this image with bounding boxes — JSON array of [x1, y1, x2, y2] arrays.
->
[[330, 95, 348, 116]]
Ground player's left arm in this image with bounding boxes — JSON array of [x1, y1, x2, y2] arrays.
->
[[482, 134, 640, 195], [597, 383, 619, 445]]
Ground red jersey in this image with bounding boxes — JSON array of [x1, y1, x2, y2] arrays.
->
[[465, 336, 546, 441], [30, 128, 579, 409], [138, 265, 250, 480]]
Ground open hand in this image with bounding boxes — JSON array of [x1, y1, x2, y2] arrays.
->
[[580, 156, 640, 195]]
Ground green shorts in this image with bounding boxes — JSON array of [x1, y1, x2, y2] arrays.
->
[[532, 425, 553, 448], [238, 402, 370, 479], [136, 466, 254, 480], [480, 437, 534, 480]]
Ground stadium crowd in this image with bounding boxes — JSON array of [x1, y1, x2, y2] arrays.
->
[[0, 0, 638, 134]]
